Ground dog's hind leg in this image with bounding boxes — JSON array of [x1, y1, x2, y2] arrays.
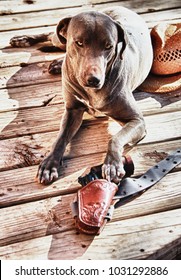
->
[[9, 32, 54, 47]]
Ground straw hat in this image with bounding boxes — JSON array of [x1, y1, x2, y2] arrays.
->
[[139, 22, 181, 93]]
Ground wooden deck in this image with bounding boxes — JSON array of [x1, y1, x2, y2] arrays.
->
[[0, 0, 181, 260]]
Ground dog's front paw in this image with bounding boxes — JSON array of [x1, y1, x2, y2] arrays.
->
[[48, 59, 63, 74], [10, 35, 37, 47], [102, 154, 125, 183], [36, 154, 61, 184]]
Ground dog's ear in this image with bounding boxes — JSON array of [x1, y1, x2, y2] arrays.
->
[[115, 22, 127, 60], [56, 17, 72, 45]]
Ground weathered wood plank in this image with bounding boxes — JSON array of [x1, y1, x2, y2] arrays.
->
[[0, 61, 60, 89], [0, 194, 74, 246], [0, 207, 180, 259], [0, 2, 180, 32], [0, 81, 63, 112], [0, 140, 180, 207], [0, 234, 54, 259], [0, 2, 181, 48], [0, 109, 180, 173], [91, 0, 181, 13], [0, 120, 109, 170], [1, 0, 181, 15], [1, 105, 180, 143], [0, 10, 181, 48], [141, 8, 181, 26], [0, 26, 54, 49], [0, 46, 65, 68], [0, 0, 87, 15], [113, 170, 181, 221], [134, 90, 181, 116], [0, 171, 180, 246], [1, 78, 181, 114], [78, 208, 181, 260], [0, 105, 109, 140], [0, 122, 108, 171], [0, 153, 105, 207], [0, 104, 64, 139], [0, 6, 89, 32], [142, 111, 181, 144]]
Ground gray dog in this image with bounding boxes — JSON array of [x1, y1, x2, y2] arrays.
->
[[10, 7, 153, 184]]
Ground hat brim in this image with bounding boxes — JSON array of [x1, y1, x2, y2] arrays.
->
[[138, 72, 181, 93]]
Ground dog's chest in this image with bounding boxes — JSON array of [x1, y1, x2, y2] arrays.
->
[[74, 94, 97, 113], [74, 91, 107, 115]]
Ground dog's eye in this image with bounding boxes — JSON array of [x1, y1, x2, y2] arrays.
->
[[105, 43, 113, 50], [75, 41, 83, 47]]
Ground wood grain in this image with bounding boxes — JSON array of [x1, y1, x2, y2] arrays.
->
[[1, 2, 181, 32], [0, 208, 180, 259], [0, 0, 181, 260], [0, 140, 180, 207], [0, 171, 180, 247]]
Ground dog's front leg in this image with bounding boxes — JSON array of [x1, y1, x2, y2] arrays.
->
[[102, 116, 146, 183], [37, 107, 85, 184]]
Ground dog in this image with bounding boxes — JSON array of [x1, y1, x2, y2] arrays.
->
[[10, 6, 153, 184]]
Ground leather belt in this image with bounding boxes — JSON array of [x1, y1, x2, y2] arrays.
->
[[114, 148, 181, 208], [78, 148, 181, 209]]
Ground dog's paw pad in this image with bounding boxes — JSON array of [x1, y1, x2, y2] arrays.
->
[[10, 35, 36, 47], [48, 59, 63, 74]]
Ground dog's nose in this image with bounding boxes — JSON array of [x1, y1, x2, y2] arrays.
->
[[87, 76, 100, 88]]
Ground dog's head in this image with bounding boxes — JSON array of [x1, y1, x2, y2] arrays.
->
[[56, 11, 126, 89]]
